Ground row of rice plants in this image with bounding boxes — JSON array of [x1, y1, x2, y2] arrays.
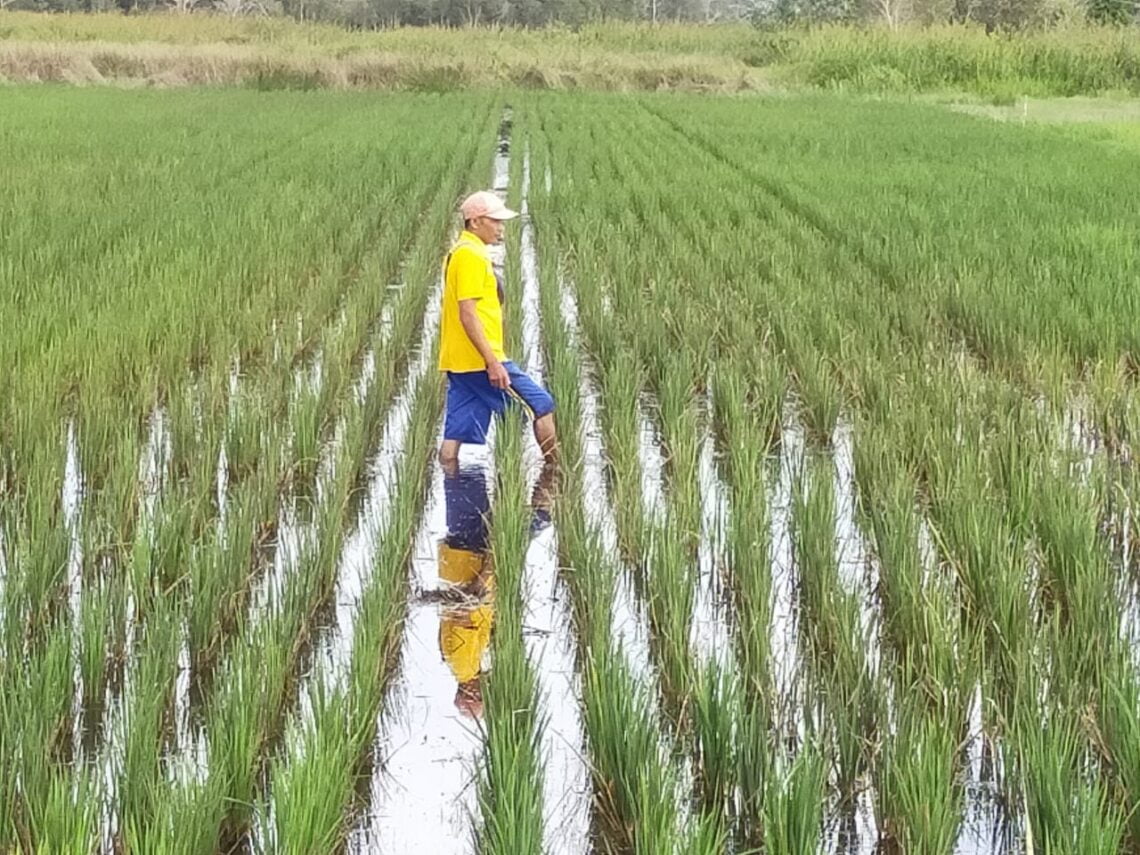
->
[[0, 91, 497, 852], [536, 96, 710, 722], [655, 94, 1140, 388], [477, 411, 546, 853], [474, 127, 548, 853], [525, 128, 692, 852], [528, 91, 1140, 851], [254, 105, 501, 852], [550, 104, 765, 851], [146, 114, 495, 852], [67, 140, 467, 816], [533, 92, 824, 849], [0, 89, 497, 491], [537, 95, 847, 853]]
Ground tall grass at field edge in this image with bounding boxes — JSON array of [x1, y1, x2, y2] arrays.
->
[[1, 13, 1138, 95]]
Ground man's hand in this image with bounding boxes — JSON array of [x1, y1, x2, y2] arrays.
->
[[487, 360, 510, 390]]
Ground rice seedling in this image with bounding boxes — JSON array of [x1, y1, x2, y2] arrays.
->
[[875, 705, 962, 853], [21, 764, 99, 855], [793, 456, 877, 800], [112, 599, 182, 843], [692, 660, 739, 814], [1010, 653, 1128, 855], [763, 741, 826, 855], [860, 446, 978, 729]]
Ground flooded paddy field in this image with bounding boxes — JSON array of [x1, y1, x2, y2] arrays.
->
[[2, 86, 1140, 854]]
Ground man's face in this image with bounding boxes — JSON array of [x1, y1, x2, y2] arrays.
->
[[470, 215, 506, 245]]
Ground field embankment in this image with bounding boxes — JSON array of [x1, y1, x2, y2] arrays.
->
[[1, 11, 1139, 95]]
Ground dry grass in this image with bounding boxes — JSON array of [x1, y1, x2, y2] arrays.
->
[[0, 13, 767, 90], [0, 39, 765, 90], [1, 12, 1137, 94]]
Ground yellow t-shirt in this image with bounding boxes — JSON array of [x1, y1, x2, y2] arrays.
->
[[438, 231, 507, 373]]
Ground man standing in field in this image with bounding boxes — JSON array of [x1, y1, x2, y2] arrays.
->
[[438, 190, 557, 466]]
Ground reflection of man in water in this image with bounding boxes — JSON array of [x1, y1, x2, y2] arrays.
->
[[438, 461, 556, 719], [438, 464, 494, 719]]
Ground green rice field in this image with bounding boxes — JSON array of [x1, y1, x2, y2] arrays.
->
[[2, 85, 1140, 854]]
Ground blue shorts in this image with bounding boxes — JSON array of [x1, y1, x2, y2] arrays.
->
[[444, 362, 555, 445]]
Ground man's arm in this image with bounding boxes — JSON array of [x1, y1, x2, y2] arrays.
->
[[459, 299, 510, 389]]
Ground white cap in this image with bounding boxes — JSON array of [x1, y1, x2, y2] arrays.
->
[[460, 190, 518, 221]]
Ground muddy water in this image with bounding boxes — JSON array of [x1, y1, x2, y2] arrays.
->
[[1060, 396, 1098, 485], [520, 150, 544, 382], [828, 796, 878, 855], [63, 420, 83, 529], [95, 409, 180, 848], [214, 441, 229, 533], [508, 410, 592, 854], [953, 681, 1016, 855], [167, 622, 209, 789], [63, 421, 83, 617], [98, 593, 140, 853], [830, 418, 878, 642], [141, 408, 171, 522], [215, 357, 244, 529], [520, 500, 591, 855], [492, 108, 512, 193]]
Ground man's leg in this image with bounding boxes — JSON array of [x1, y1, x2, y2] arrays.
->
[[442, 371, 495, 468], [534, 412, 557, 465], [439, 439, 461, 471], [441, 373, 461, 467], [529, 457, 558, 535], [503, 362, 558, 465]]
